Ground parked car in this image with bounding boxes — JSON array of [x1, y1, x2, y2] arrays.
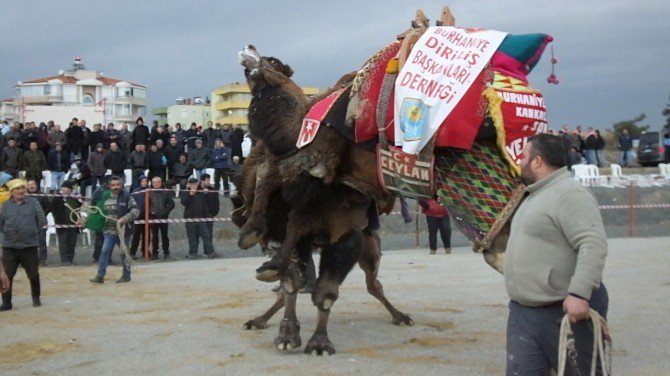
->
[[637, 131, 665, 166]]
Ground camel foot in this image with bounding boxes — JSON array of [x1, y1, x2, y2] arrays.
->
[[243, 318, 269, 330], [391, 312, 414, 326], [255, 260, 280, 282], [304, 334, 335, 356], [274, 318, 301, 351], [238, 224, 265, 250]]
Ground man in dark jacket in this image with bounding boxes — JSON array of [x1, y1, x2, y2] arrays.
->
[[167, 154, 193, 189], [1, 138, 22, 177], [131, 117, 151, 150], [128, 144, 148, 191], [188, 139, 210, 180], [49, 181, 81, 265], [201, 121, 221, 150], [104, 142, 127, 178], [87, 143, 107, 192], [65, 121, 85, 160], [88, 123, 105, 153], [180, 177, 217, 259], [49, 124, 67, 150], [183, 123, 200, 151], [48, 143, 70, 192], [21, 141, 47, 187], [617, 128, 634, 167], [129, 176, 149, 259], [0, 179, 47, 310], [149, 176, 175, 260], [211, 139, 231, 195], [147, 143, 167, 181], [104, 123, 122, 149], [230, 124, 245, 161], [150, 124, 170, 146], [164, 136, 183, 179]]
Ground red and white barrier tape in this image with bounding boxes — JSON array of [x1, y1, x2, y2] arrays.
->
[[28, 193, 90, 201], [598, 203, 670, 210], [134, 217, 232, 224]]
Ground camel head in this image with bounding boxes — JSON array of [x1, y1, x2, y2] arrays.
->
[[239, 45, 294, 89]]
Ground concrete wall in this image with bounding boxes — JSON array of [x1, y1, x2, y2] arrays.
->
[[24, 105, 105, 127]]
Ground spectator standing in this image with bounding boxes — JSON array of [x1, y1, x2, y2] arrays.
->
[[0, 179, 47, 311], [199, 173, 219, 253], [147, 143, 167, 181], [87, 143, 107, 192], [26, 179, 50, 266], [150, 124, 170, 146], [219, 123, 232, 147], [128, 144, 148, 190], [663, 132, 670, 163], [181, 177, 217, 259], [230, 123, 245, 161], [66, 121, 85, 160], [0, 120, 9, 136], [131, 117, 150, 149], [168, 154, 193, 189], [104, 123, 121, 149], [22, 122, 40, 151], [594, 130, 607, 167], [49, 181, 81, 265], [211, 139, 231, 195], [120, 123, 133, 152], [202, 121, 221, 150], [1, 139, 22, 178], [6, 124, 23, 149], [504, 134, 608, 375], [582, 127, 598, 165], [188, 139, 210, 180], [37, 122, 50, 158], [21, 142, 47, 187], [149, 176, 175, 260], [183, 123, 200, 151], [419, 199, 451, 254], [164, 136, 184, 179], [88, 123, 105, 153], [48, 143, 70, 192], [617, 128, 634, 167], [87, 176, 139, 284], [49, 124, 66, 151], [172, 123, 185, 146], [129, 176, 149, 259], [79, 120, 91, 162], [104, 142, 127, 179]]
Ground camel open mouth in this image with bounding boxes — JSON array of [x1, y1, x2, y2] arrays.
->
[[238, 45, 261, 70]]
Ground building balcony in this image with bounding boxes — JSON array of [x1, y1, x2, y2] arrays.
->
[[112, 97, 147, 106], [214, 101, 250, 111], [18, 95, 64, 104], [214, 115, 248, 125]]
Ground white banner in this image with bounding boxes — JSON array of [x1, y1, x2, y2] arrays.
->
[[394, 26, 508, 154]]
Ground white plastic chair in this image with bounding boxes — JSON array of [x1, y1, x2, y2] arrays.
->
[[571, 164, 589, 186], [41, 171, 52, 192], [46, 213, 57, 247], [123, 169, 132, 187], [658, 163, 670, 179]]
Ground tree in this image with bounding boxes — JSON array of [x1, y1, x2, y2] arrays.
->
[[611, 114, 650, 139], [662, 94, 670, 132]]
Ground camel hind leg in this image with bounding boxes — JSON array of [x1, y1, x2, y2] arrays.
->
[[359, 229, 413, 326], [305, 229, 362, 355], [243, 292, 285, 330]]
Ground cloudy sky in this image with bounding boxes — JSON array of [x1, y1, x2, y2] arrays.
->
[[2, 0, 669, 131]]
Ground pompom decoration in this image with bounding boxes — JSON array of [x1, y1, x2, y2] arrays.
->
[[547, 46, 559, 85]]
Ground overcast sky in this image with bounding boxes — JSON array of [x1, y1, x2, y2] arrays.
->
[[2, 0, 669, 131]]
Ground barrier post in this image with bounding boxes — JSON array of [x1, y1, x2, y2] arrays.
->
[[144, 188, 150, 259], [627, 181, 636, 237]]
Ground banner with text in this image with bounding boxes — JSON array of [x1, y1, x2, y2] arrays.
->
[[394, 26, 507, 154]]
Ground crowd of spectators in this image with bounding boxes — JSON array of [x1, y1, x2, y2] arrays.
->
[[0, 117, 249, 268]]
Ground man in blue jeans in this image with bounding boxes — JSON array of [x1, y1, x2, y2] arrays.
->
[[86, 176, 139, 284], [505, 134, 608, 375]]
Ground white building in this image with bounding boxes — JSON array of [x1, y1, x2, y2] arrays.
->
[[11, 57, 147, 127]]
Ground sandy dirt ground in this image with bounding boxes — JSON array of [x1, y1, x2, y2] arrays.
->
[[0, 237, 668, 375]]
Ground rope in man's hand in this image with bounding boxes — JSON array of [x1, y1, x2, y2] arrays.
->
[[557, 309, 612, 376]]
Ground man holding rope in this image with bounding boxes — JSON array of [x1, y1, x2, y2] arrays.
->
[[505, 134, 608, 375], [87, 176, 139, 284]]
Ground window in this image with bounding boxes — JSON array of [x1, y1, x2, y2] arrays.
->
[[133, 88, 146, 98], [117, 87, 131, 97], [82, 94, 94, 105], [44, 85, 51, 95], [21, 85, 44, 96]]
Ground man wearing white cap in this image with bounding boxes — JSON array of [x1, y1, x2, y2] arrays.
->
[[0, 179, 47, 311]]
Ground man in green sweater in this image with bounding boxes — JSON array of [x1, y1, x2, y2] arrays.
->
[[505, 134, 608, 375]]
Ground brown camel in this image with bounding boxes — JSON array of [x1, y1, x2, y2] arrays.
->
[[235, 46, 411, 355]]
